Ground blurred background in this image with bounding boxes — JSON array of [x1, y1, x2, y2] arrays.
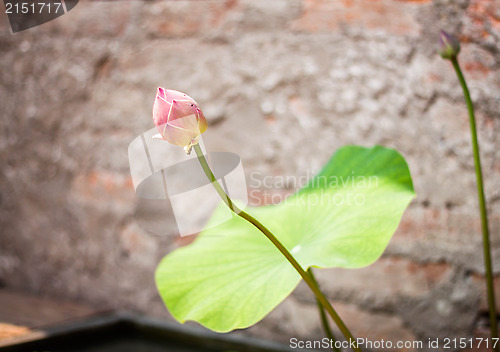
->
[[1, 0, 500, 348]]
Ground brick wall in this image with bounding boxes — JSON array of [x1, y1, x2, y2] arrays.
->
[[1, 0, 499, 349]]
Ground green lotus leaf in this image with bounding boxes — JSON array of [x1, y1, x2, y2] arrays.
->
[[156, 145, 415, 332]]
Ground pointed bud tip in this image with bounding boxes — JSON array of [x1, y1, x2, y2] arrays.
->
[[438, 30, 461, 60], [157, 87, 166, 100]]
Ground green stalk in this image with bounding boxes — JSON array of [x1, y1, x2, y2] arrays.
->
[[308, 268, 341, 352], [451, 57, 498, 346], [193, 143, 360, 352]]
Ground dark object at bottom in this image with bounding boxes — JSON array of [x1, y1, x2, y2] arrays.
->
[[0, 312, 300, 352]]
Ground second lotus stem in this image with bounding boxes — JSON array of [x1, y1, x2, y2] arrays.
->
[[451, 56, 498, 348], [308, 268, 341, 352]]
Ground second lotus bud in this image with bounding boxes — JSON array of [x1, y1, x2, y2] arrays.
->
[[438, 30, 461, 60]]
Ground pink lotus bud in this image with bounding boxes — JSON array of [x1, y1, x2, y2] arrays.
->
[[438, 30, 460, 60], [152, 88, 207, 154]]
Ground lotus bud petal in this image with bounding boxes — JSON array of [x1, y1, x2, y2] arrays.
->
[[152, 88, 207, 153]]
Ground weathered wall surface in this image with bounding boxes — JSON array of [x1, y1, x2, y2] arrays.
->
[[1, 0, 500, 349]]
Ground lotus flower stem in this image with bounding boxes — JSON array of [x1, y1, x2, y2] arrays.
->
[[308, 268, 341, 352], [450, 56, 498, 346], [193, 143, 361, 352]]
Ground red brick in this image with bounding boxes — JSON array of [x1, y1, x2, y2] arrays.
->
[[463, 60, 491, 77], [144, 0, 238, 38], [70, 170, 134, 207], [470, 274, 500, 314], [315, 257, 452, 299], [467, 0, 500, 33], [290, 0, 427, 35], [390, 207, 483, 252]]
